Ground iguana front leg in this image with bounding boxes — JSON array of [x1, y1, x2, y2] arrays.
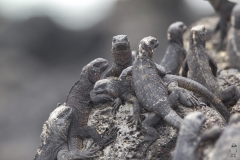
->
[[167, 81, 203, 109], [111, 98, 122, 115], [181, 58, 188, 77], [122, 93, 141, 127], [76, 126, 118, 149]]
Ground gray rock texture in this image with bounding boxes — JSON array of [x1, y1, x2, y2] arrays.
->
[[83, 100, 225, 159], [82, 16, 240, 159]]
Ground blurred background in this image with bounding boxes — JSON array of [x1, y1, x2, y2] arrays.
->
[[0, 0, 215, 159]]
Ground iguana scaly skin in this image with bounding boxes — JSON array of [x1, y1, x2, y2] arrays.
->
[[207, 0, 236, 50], [34, 105, 98, 160], [132, 36, 185, 155], [227, 4, 240, 70], [91, 66, 142, 127], [91, 66, 201, 128], [182, 25, 239, 108], [173, 112, 206, 160], [164, 74, 230, 121], [160, 21, 187, 75], [103, 35, 134, 78], [65, 58, 118, 155], [210, 113, 240, 160], [173, 112, 223, 160]]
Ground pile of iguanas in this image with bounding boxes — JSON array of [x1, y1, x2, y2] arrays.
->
[[34, 1, 240, 160]]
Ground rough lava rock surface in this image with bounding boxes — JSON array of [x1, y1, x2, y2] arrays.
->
[[83, 102, 225, 159], [82, 16, 240, 160]]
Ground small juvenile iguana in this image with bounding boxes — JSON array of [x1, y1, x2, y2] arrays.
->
[[34, 105, 98, 160], [160, 21, 187, 75], [182, 25, 240, 107], [65, 58, 118, 157], [207, 0, 236, 50], [227, 4, 240, 70], [103, 35, 134, 78]]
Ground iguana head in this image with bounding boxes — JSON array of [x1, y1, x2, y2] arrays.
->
[[167, 21, 187, 45], [190, 25, 206, 47], [92, 78, 118, 98], [112, 35, 131, 51], [82, 58, 108, 83], [228, 113, 240, 125], [138, 36, 159, 58], [42, 105, 73, 142], [183, 112, 206, 132]]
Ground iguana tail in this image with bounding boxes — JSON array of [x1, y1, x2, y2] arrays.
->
[[166, 75, 230, 121]]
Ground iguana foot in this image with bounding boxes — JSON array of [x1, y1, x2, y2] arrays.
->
[[134, 139, 154, 158], [111, 98, 122, 115], [99, 127, 119, 147], [183, 89, 200, 107], [127, 114, 141, 128]]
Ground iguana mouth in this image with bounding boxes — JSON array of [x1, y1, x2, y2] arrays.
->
[[93, 58, 109, 72], [99, 62, 109, 72], [94, 88, 106, 94], [112, 42, 130, 51]]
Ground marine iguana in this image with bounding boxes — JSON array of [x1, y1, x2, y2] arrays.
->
[[172, 112, 223, 160], [173, 112, 206, 160], [164, 74, 231, 121], [103, 35, 134, 78], [65, 58, 118, 156], [130, 36, 231, 156], [131, 36, 188, 155], [92, 66, 201, 127], [34, 105, 98, 160], [227, 4, 240, 70], [182, 25, 239, 107], [91, 66, 142, 127], [210, 113, 240, 160], [160, 21, 187, 75], [207, 0, 236, 50]]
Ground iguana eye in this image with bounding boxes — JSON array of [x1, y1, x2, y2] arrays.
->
[[57, 113, 64, 118], [150, 40, 155, 45]]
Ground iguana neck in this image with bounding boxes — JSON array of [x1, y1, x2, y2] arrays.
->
[[168, 34, 184, 46]]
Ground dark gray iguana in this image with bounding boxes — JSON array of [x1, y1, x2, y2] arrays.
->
[[65, 58, 118, 158], [34, 105, 98, 160], [172, 112, 223, 160], [131, 36, 195, 155], [160, 21, 187, 75], [130, 36, 231, 156], [210, 113, 240, 160], [91, 66, 142, 127], [207, 0, 236, 50], [91, 66, 201, 128], [182, 25, 240, 107], [103, 35, 135, 78], [227, 4, 240, 70]]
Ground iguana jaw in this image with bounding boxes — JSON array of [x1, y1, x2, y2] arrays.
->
[[112, 35, 130, 51]]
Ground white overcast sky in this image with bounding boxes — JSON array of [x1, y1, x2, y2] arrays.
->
[[0, 0, 238, 30], [0, 0, 117, 30]]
